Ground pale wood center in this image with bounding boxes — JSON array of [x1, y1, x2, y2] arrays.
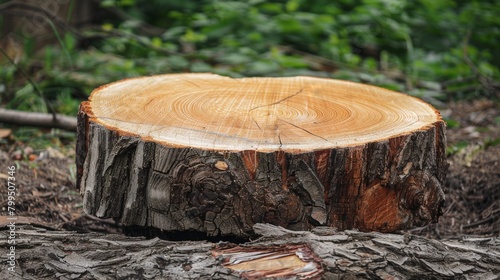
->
[[89, 73, 441, 152]]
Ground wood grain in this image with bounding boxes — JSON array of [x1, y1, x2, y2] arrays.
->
[[86, 73, 441, 152]]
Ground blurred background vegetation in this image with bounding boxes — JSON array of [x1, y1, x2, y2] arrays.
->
[[0, 0, 499, 148]]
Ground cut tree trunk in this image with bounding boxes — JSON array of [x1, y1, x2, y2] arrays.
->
[[2, 224, 498, 279], [76, 73, 447, 237]]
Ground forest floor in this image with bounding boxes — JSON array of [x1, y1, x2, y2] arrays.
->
[[0, 99, 498, 240]]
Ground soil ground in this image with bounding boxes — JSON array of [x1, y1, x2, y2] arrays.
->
[[0, 99, 498, 239]]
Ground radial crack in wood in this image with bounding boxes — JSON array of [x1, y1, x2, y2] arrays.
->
[[76, 73, 448, 237]]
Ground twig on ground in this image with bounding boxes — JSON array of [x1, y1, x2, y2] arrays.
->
[[0, 108, 77, 131]]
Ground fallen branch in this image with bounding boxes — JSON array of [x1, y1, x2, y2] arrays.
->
[[0, 223, 498, 279], [0, 108, 77, 131]]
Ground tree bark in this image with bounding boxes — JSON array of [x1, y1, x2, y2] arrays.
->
[[1, 224, 498, 279], [77, 73, 448, 237]]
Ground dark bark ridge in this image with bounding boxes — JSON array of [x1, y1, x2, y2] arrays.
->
[[1, 224, 498, 279]]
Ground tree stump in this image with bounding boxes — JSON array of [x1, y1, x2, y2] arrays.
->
[[76, 73, 447, 237]]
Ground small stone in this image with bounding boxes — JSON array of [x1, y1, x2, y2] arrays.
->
[[45, 147, 65, 159], [12, 150, 22, 160], [24, 146, 34, 155]]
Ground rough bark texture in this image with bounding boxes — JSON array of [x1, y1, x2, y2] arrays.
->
[[76, 74, 448, 237], [77, 116, 447, 237], [1, 224, 498, 279]]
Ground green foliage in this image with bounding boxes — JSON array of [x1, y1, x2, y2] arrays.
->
[[10, 127, 74, 151], [444, 118, 460, 129], [446, 140, 469, 156], [0, 0, 498, 118]]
